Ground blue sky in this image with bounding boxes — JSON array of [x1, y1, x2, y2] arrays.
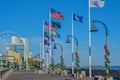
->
[[0, 0, 120, 66]]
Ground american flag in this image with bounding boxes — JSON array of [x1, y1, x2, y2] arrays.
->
[[44, 21, 54, 30], [51, 8, 64, 20]]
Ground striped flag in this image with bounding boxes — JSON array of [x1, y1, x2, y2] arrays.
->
[[51, 8, 64, 20], [44, 21, 54, 30]]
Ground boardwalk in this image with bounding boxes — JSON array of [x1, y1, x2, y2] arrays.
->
[[6, 70, 91, 80]]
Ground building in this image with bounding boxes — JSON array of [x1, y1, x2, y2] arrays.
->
[[0, 54, 7, 68], [11, 36, 22, 44], [7, 36, 29, 63], [7, 50, 22, 65], [21, 38, 29, 62], [28, 52, 32, 59], [0, 53, 16, 68]]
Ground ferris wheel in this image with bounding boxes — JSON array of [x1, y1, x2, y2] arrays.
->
[[0, 31, 21, 55]]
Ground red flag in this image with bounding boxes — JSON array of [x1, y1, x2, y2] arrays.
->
[[51, 8, 64, 20], [44, 21, 54, 30]]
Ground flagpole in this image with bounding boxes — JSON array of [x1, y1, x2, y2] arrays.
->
[[40, 46, 42, 68], [72, 12, 74, 75], [49, 7, 52, 69], [42, 20, 45, 67], [39, 41, 41, 68], [88, 0, 92, 78], [40, 41, 42, 68]]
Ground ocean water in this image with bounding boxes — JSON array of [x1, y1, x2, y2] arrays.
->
[[108, 66, 120, 70], [91, 66, 120, 70], [65, 65, 120, 70]]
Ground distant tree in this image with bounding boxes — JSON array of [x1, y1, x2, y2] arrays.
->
[[31, 60, 40, 68]]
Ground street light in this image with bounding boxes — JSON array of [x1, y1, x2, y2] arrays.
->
[[91, 20, 110, 79], [53, 43, 64, 71], [66, 35, 80, 78], [91, 22, 98, 32], [66, 37, 71, 43]]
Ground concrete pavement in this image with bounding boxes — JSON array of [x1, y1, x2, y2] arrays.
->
[[6, 70, 91, 80]]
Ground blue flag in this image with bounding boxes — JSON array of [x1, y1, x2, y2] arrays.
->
[[44, 39, 49, 46], [73, 13, 83, 23], [52, 30, 60, 38]]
